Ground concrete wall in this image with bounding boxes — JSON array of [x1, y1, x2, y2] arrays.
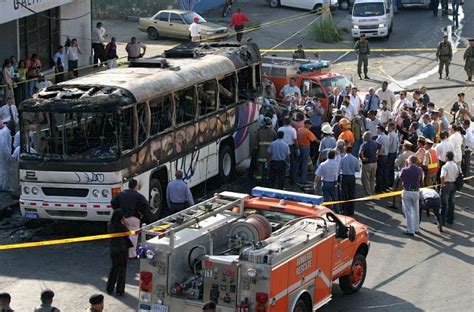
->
[[60, 0, 92, 67], [0, 21, 18, 63], [192, 0, 226, 13]]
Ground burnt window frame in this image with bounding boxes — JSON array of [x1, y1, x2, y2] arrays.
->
[[174, 85, 197, 126]]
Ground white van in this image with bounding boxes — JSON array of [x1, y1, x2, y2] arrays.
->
[[351, 0, 393, 39]]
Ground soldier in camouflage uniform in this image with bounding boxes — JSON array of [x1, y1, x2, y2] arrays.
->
[[464, 39, 474, 82], [254, 117, 277, 181], [354, 34, 370, 80], [436, 35, 452, 79]]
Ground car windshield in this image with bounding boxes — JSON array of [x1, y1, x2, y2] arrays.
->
[[321, 76, 354, 93], [182, 12, 206, 24], [20, 111, 119, 161], [353, 3, 385, 17]]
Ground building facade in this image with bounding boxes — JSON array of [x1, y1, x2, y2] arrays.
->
[[0, 0, 92, 70]]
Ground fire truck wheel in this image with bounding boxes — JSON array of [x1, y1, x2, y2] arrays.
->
[[293, 298, 310, 312], [219, 144, 235, 182], [339, 254, 367, 294]]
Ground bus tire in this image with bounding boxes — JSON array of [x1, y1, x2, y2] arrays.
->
[[149, 178, 164, 219], [293, 297, 311, 312], [269, 0, 280, 8], [219, 144, 235, 182], [339, 254, 367, 294], [147, 27, 159, 40]]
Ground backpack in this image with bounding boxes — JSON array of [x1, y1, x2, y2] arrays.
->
[[455, 166, 464, 191]]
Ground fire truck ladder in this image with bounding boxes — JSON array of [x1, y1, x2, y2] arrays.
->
[[140, 191, 248, 249]]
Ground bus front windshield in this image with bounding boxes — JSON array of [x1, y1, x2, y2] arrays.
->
[[21, 111, 119, 161]]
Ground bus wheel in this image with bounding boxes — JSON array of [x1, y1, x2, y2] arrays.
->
[[219, 144, 234, 182], [149, 179, 164, 219], [339, 254, 367, 294]]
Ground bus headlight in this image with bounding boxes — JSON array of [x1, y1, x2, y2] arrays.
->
[[102, 189, 110, 198], [31, 187, 39, 195], [23, 186, 31, 194], [92, 189, 100, 197]]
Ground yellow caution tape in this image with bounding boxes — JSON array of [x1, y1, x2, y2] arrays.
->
[[260, 48, 467, 53]]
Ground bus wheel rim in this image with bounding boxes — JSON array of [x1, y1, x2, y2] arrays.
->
[[351, 261, 364, 287], [222, 152, 232, 176], [150, 188, 161, 213]]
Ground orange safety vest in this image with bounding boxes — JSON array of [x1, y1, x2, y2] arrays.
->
[[426, 149, 439, 174]]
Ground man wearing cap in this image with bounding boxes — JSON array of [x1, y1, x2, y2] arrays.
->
[[450, 93, 469, 117], [400, 155, 423, 236], [375, 125, 390, 193], [34, 290, 60, 312], [463, 38, 474, 81], [354, 34, 370, 79], [423, 139, 439, 186], [436, 35, 452, 79], [297, 120, 317, 183], [318, 123, 337, 163], [338, 118, 355, 146], [359, 131, 379, 195], [189, 16, 202, 42], [0, 292, 13, 312], [254, 117, 277, 181], [86, 294, 104, 312]]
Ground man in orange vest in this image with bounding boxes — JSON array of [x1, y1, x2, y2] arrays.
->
[[338, 118, 355, 146], [423, 139, 439, 186]]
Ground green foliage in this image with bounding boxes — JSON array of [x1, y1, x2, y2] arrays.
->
[[310, 8, 341, 43]]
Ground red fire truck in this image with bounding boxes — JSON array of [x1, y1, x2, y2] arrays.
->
[[137, 187, 370, 312]]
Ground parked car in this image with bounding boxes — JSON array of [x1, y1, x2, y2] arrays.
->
[[267, 0, 339, 11], [138, 9, 228, 41]]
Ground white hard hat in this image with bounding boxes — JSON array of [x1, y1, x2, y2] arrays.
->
[[322, 123, 333, 135]]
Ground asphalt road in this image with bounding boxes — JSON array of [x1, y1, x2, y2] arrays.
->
[[1, 2, 473, 312]]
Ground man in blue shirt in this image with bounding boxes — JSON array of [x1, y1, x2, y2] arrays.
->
[[166, 170, 194, 213], [315, 149, 340, 212], [53, 45, 65, 83], [279, 77, 301, 98], [375, 125, 390, 193], [267, 131, 290, 189], [420, 113, 435, 141], [359, 131, 379, 195], [364, 87, 380, 112], [340, 145, 360, 216]]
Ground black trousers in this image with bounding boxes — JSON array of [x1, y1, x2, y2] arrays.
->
[[387, 152, 397, 188], [235, 25, 244, 42], [92, 43, 105, 65], [269, 160, 286, 189], [341, 175, 356, 216], [375, 155, 388, 193], [169, 202, 187, 214], [420, 197, 442, 230], [107, 250, 128, 294], [461, 150, 471, 180], [68, 60, 79, 77]]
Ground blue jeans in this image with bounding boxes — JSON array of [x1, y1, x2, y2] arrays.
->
[[441, 182, 456, 224], [402, 190, 420, 233], [299, 146, 311, 183], [322, 181, 339, 212]]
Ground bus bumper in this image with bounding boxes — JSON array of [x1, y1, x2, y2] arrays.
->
[[20, 200, 113, 222]]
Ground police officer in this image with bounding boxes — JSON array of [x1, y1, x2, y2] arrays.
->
[[354, 34, 370, 80], [111, 179, 152, 259], [0, 292, 13, 312], [86, 294, 104, 312], [255, 117, 277, 181], [436, 35, 452, 79], [340, 145, 360, 216], [267, 131, 290, 189], [34, 290, 60, 312], [315, 149, 340, 212], [431, 0, 440, 16], [166, 170, 194, 213], [463, 39, 474, 82]]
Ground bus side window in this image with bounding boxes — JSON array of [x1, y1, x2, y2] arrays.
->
[[254, 64, 261, 89], [175, 86, 196, 125], [137, 102, 151, 145], [197, 79, 218, 116], [218, 74, 236, 107], [120, 108, 135, 153], [150, 94, 173, 135], [238, 67, 253, 99]]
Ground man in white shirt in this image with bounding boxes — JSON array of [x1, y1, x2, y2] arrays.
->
[[35, 75, 53, 93], [349, 87, 363, 117], [92, 22, 107, 66], [277, 116, 298, 183], [461, 119, 474, 178], [435, 131, 454, 164], [438, 108, 450, 132], [440, 151, 459, 225], [0, 97, 19, 126], [66, 38, 82, 78], [376, 81, 396, 110], [448, 124, 463, 166], [189, 16, 202, 42], [126, 37, 147, 61], [377, 100, 392, 125], [392, 90, 412, 117]]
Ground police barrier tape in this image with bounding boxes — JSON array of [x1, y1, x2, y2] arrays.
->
[[0, 176, 472, 251], [260, 48, 467, 53]]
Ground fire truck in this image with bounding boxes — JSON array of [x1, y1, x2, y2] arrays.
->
[[137, 187, 370, 312], [262, 56, 354, 120]]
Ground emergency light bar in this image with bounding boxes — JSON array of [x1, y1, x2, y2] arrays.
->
[[299, 60, 330, 72], [251, 187, 324, 205]]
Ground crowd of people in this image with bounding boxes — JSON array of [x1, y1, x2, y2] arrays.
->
[[254, 77, 473, 235]]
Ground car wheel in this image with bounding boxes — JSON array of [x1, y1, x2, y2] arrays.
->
[[313, 3, 323, 14], [269, 0, 280, 8], [149, 178, 164, 220], [147, 27, 159, 40], [339, 254, 367, 294], [219, 144, 235, 182]]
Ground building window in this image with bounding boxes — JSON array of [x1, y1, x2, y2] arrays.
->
[[19, 8, 60, 67]]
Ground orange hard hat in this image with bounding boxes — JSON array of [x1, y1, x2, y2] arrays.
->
[[339, 118, 350, 126]]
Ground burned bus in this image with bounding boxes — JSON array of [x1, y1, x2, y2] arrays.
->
[[18, 43, 261, 221]]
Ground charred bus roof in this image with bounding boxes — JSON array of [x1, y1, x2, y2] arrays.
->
[[19, 42, 261, 113]]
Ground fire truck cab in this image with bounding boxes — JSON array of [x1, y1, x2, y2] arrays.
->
[[137, 188, 370, 312], [262, 56, 354, 120]]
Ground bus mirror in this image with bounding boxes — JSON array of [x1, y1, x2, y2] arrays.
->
[[348, 226, 356, 242]]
